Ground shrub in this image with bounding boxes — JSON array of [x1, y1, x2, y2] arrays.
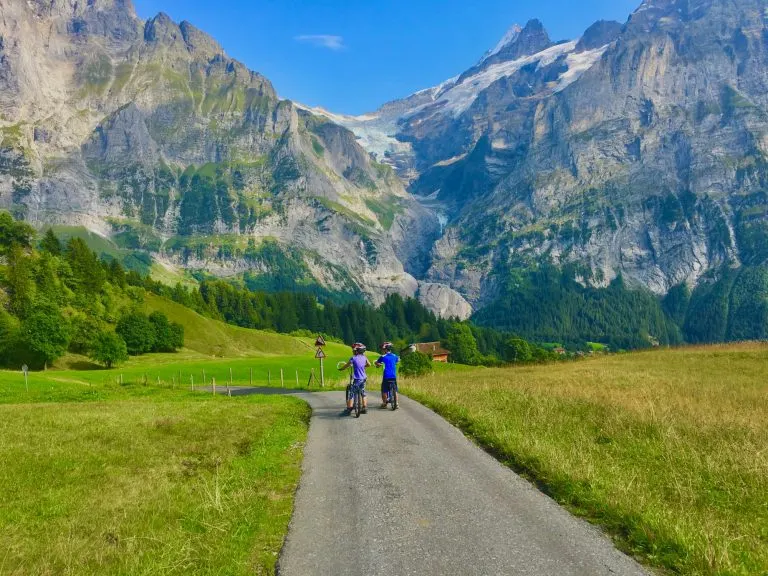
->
[[401, 351, 433, 377], [89, 331, 128, 369], [444, 323, 480, 365], [149, 311, 184, 353], [116, 311, 156, 355], [20, 303, 70, 369], [69, 314, 102, 355], [505, 338, 533, 363]]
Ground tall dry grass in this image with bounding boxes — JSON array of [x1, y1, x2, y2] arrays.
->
[[403, 343, 768, 575]]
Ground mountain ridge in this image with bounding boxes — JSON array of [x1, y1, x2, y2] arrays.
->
[[313, 0, 768, 338], [3, 0, 768, 343], [0, 0, 472, 318]]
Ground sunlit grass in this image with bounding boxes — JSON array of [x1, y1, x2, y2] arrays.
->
[[0, 393, 310, 575], [402, 343, 768, 576]]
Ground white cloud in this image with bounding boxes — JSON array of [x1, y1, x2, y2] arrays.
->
[[294, 34, 346, 51]]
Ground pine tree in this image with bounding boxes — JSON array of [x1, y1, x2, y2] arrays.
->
[[65, 238, 105, 295], [0, 211, 34, 254], [40, 228, 62, 256], [7, 247, 36, 319]]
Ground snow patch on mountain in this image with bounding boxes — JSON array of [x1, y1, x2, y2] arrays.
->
[[555, 45, 609, 92], [480, 24, 523, 63], [431, 40, 578, 117], [299, 34, 608, 177]]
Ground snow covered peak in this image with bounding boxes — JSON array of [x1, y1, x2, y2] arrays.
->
[[481, 24, 523, 63]]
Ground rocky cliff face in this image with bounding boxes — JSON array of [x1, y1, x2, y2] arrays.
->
[[0, 0, 471, 318], [324, 0, 768, 310], [4, 0, 766, 324], [426, 0, 768, 304]]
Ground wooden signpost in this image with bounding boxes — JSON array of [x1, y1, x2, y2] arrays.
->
[[315, 336, 326, 387]]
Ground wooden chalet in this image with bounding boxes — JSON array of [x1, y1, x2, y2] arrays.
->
[[403, 342, 451, 363]]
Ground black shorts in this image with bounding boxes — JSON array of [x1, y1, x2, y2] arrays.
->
[[381, 378, 397, 394]]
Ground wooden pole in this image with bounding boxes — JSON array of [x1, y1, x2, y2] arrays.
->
[[24, 371, 28, 393], [191, 374, 194, 391], [212, 377, 216, 396], [228, 368, 232, 395], [157, 376, 160, 386], [250, 368, 253, 387], [280, 369, 284, 388], [202, 369, 206, 386], [296, 369, 299, 387], [320, 357, 325, 388], [268, 370, 271, 386]]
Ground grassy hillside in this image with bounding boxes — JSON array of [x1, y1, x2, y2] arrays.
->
[[142, 293, 311, 358], [402, 343, 768, 575]]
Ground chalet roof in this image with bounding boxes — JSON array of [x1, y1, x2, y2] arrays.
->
[[412, 342, 451, 357]]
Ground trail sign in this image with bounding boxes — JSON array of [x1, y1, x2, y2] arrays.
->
[[314, 345, 326, 387]]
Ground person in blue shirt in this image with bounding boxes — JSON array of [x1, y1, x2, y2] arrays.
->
[[375, 342, 400, 409]]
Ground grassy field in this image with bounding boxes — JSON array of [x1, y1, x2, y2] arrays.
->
[[0, 294, 328, 574], [402, 343, 768, 576], [0, 387, 310, 575]]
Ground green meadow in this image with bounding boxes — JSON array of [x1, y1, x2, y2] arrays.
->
[[402, 343, 768, 576]]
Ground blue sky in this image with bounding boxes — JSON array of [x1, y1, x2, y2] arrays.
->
[[133, 0, 640, 115]]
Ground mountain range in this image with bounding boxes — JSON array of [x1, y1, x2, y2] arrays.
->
[[2, 0, 768, 343]]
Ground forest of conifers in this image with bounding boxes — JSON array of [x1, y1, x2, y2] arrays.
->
[[1, 211, 764, 371]]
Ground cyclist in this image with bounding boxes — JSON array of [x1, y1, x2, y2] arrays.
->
[[339, 343, 370, 414], [375, 342, 400, 409]]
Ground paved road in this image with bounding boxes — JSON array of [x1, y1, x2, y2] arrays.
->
[[237, 389, 648, 575]]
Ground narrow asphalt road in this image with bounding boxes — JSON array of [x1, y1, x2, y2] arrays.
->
[[235, 388, 649, 576]]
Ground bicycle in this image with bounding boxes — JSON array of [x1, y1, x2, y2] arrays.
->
[[338, 361, 364, 418], [349, 378, 366, 418], [385, 379, 399, 410]]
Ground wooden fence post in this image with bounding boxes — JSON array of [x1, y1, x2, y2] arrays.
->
[[212, 377, 216, 396], [281, 369, 284, 388], [191, 374, 194, 391], [250, 368, 253, 387], [296, 370, 299, 388], [268, 370, 271, 386]]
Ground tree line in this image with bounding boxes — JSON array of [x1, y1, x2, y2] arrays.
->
[[0, 213, 184, 370], [0, 211, 596, 371]]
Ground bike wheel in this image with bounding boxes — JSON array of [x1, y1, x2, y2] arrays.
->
[[354, 391, 362, 418], [392, 384, 398, 410]]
